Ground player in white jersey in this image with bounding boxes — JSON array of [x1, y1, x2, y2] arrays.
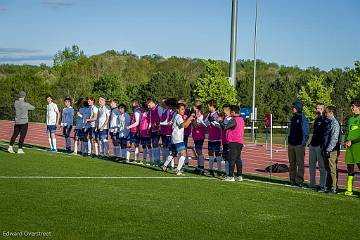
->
[[109, 99, 121, 161], [97, 97, 111, 159], [118, 104, 131, 162], [46, 95, 60, 152], [162, 103, 194, 175], [61, 97, 74, 152], [85, 97, 99, 156]]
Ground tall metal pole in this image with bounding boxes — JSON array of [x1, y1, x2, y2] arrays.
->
[[229, 0, 238, 88], [251, 0, 258, 142]]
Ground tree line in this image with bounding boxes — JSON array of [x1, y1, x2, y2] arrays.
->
[[0, 45, 359, 126]]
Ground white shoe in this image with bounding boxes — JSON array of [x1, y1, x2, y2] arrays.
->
[[7, 146, 15, 154], [17, 148, 25, 154], [235, 176, 243, 181], [72, 152, 78, 155], [176, 170, 183, 176], [224, 177, 235, 182]]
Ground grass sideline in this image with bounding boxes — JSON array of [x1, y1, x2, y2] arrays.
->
[[0, 143, 359, 240]]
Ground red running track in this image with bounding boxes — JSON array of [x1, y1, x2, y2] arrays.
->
[[0, 120, 356, 188]]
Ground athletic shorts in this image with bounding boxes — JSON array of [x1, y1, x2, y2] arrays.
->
[[161, 135, 171, 149], [74, 129, 85, 139], [87, 127, 96, 138], [345, 143, 360, 164], [62, 126, 72, 138], [151, 132, 161, 145], [98, 129, 108, 141], [130, 132, 140, 145], [110, 131, 119, 141], [140, 137, 151, 146], [47, 125, 57, 133], [119, 137, 129, 146], [208, 141, 221, 153], [194, 139, 204, 152], [172, 142, 186, 154]]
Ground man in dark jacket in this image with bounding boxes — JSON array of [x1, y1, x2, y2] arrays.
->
[[307, 103, 327, 191], [288, 100, 310, 187], [322, 105, 341, 193]]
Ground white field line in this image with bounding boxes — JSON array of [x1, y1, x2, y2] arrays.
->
[[0, 176, 217, 180]]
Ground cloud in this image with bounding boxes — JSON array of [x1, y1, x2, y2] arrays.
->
[[0, 48, 42, 54], [41, 0, 75, 9], [0, 48, 52, 64], [0, 55, 53, 62]]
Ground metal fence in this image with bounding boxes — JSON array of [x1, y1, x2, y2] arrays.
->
[[0, 107, 47, 123]]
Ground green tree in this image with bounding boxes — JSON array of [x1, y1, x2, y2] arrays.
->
[[193, 61, 238, 109], [298, 75, 333, 122], [346, 61, 360, 101], [139, 71, 191, 102], [53, 45, 86, 66]]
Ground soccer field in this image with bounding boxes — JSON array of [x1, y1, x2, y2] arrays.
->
[[0, 143, 359, 240]]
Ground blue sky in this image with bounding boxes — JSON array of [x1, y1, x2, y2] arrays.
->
[[0, 0, 359, 70]]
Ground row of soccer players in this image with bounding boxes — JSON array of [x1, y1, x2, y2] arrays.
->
[[46, 95, 245, 179]]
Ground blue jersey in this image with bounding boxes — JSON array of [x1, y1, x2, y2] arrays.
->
[[61, 106, 74, 127], [76, 107, 91, 129]]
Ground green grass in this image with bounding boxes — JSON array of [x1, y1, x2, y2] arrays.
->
[[0, 142, 359, 240]]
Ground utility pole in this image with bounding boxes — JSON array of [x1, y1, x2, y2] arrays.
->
[[229, 0, 238, 88], [251, 0, 258, 142]]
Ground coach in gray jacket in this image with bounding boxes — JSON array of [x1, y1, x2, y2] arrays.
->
[[8, 91, 35, 154]]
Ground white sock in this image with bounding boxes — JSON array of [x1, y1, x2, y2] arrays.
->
[[134, 146, 139, 160], [209, 156, 215, 170], [164, 155, 173, 167], [95, 142, 99, 156], [88, 141, 92, 155], [48, 138, 53, 149], [74, 140, 78, 153], [216, 156, 222, 173], [126, 148, 131, 160], [53, 138, 57, 150], [177, 156, 185, 172], [171, 157, 175, 168]]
